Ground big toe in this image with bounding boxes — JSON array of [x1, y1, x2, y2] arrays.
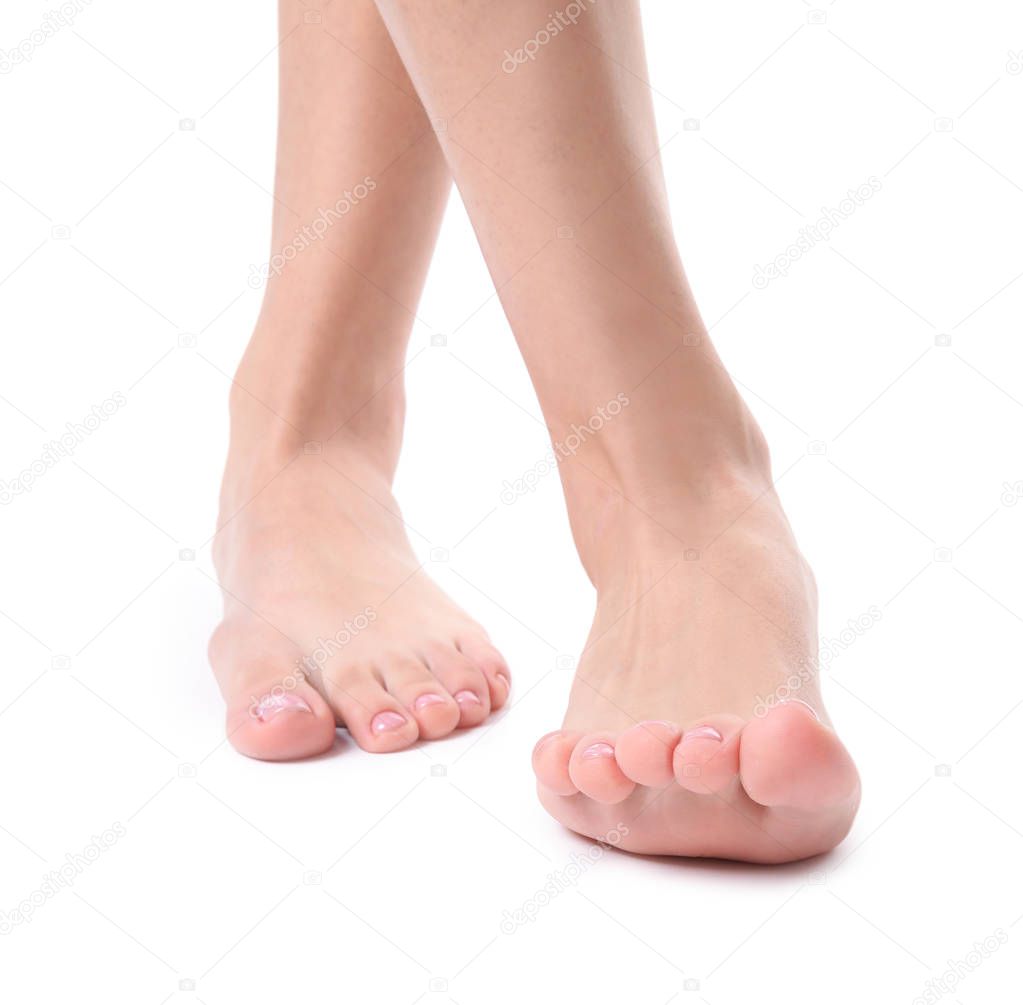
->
[[740, 700, 860, 811], [211, 624, 336, 761], [227, 683, 336, 761]]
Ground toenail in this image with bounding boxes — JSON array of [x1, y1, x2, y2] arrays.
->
[[683, 725, 723, 742], [495, 671, 510, 689], [371, 710, 408, 733], [252, 693, 313, 722], [413, 693, 447, 711], [778, 699, 820, 721], [641, 720, 676, 731], [454, 690, 482, 706], [581, 741, 615, 760]]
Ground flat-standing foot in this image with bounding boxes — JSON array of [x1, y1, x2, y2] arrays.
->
[[211, 426, 510, 761]]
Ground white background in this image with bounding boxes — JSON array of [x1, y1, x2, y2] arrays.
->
[[1, 1, 1022, 1002]]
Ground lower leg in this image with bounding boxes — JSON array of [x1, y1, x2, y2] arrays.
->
[[373, 0, 859, 860], [211, 0, 510, 761]]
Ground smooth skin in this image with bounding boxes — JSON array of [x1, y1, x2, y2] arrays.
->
[[212, 0, 860, 863], [210, 0, 510, 761]]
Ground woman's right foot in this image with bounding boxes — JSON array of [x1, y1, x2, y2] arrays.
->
[[529, 351, 859, 862], [209, 380, 510, 762], [531, 478, 861, 863]]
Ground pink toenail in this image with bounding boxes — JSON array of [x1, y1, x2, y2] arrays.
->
[[413, 693, 447, 711], [371, 711, 407, 733], [581, 741, 615, 759], [252, 693, 312, 722], [495, 671, 510, 689], [684, 725, 723, 742], [454, 690, 482, 706], [779, 698, 820, 721]]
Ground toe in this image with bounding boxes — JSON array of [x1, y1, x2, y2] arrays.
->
[[615, 720, 681, 786], [211, 623, 336, 762], [408, 690, 462, 739], [673, 714, 744, 794], [740, 700, 860, 811], [532, 730, 581, 795], [324, 668, 420, 752], [568, 734, 636, 804], [423, 644, 491, 727], [456, 635, 511, 709], [380, 656, 461, 740], [227, 681, 336, 761]]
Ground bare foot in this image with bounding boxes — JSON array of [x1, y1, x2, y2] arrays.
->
[[210, 394, 509, 761], [532, 473, 860, 863]]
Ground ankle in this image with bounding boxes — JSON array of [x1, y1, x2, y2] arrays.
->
[[225, 308, 409, 474], [562, 422, 781, 586]]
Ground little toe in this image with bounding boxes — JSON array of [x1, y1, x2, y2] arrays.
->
[[568, 734, 637, 804], [380, 657, 461, 740], [456, 635, 512, 710], [740, 700, 860, 812], [673, 714, 744, 794], [423, 645, 491, 727], [532, 730, 582, 795], [615, 720, 682, 786], [324, 669, 420, 752]]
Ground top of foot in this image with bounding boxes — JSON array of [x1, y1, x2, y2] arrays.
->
[[210, 443, 510, 761], [532, 484, 860, 864]]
